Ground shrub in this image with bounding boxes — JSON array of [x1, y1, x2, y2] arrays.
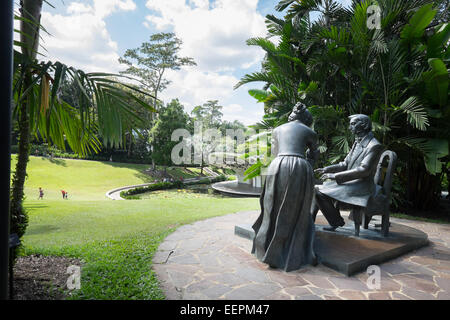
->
[[121, 175, 226, 199]]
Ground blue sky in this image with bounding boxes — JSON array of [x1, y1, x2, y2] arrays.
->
[[37, 0, 351, 126]]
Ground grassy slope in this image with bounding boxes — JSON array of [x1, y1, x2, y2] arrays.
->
[[12, 156, 155, 201], [14, 155, 259, 299], [12, 156, 213, 200]]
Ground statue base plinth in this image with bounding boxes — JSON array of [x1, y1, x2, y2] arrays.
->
[[235, 215, 428, 276]]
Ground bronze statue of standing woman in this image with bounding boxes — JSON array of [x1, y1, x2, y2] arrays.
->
[[252, 102, 319, 271]]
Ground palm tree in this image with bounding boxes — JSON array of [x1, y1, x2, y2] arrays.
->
[[11, 0, 156, 241], [239, 0, 449, 213], [276, 0, 347, 26]]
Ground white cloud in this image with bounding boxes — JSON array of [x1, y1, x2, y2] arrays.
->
[[67, 3, 91, 14], [223, 104, 264, 126], [144, 0, 266, 73], [39, 0, 136, 73], [34, 0, 268, 125], [160, 68, 237, 110], [94, 0, 136, 18], [224, 103, 243, 113], [159, 68, 263, 125], [143, 0, 267, 125], [222, 103, 246, 123]]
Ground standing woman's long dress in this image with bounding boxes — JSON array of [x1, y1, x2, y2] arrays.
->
[[251, 122, 317, 272]]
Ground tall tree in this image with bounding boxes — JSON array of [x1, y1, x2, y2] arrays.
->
[[190, 100, 224, 174], [219, 119, 246, 135], [119, 32, 196, 167], [149, 99, 190, 166], [191, 100, 224, 129], [118, 32, 196, 113]]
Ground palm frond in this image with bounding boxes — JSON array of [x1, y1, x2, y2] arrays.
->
[[265, 14, 286, 37], [14, 54, 156, 152], [393, 96, 430, 131], [331, 135, 350, 154]]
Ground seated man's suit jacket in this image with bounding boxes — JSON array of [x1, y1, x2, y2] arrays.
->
[[316, 132, 384, 207]]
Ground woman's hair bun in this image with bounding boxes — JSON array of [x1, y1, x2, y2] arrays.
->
[[292, 102, 307, 114]]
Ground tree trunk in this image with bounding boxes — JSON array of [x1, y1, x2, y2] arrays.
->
[[10, 84, 31, 238], [20, 0, 42, 58], [10, 0, 43, 241], [127, 131, 132, 157]]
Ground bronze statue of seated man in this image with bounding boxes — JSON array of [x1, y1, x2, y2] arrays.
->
[[314, 114, 384, 231]]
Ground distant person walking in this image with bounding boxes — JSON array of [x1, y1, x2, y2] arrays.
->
[[61, 190, 68, 199], [38, 187, 44, 200]]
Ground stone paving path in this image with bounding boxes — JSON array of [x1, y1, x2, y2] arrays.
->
[[152, 211, 450, 300]]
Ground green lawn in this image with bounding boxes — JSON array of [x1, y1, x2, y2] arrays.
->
[[12, 155, 156, 201], [14, 155, 259, 299], [12, 155, 219, 201]]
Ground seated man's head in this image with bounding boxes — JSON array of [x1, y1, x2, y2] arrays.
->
[[288, 102, 313, 127], [348, 114, 372, 136]]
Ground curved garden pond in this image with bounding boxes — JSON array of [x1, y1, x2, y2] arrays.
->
[[131, 183, 227, 200]]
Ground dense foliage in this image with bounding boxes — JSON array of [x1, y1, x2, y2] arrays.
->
[[149, 99, 191, 165], [238, 0, 449, 214]]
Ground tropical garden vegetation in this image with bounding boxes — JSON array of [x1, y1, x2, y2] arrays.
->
[[238, 0, 449, 217], [12, 1, 245, 250], [13, 155, 258, 299], [8, 0, 449, 300], [10, 1, 251, 300], [11, 0, 161, 250]]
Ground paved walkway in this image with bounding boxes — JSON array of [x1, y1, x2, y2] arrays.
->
[[152, 211, 450, 300]]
